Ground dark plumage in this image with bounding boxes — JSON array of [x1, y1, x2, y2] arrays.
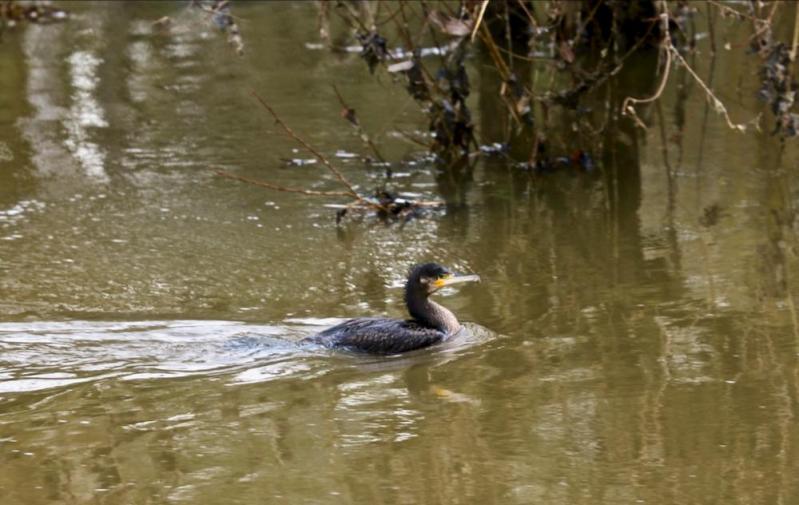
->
[[304, 263, 480, 354]]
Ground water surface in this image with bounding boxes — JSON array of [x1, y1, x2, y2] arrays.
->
[[2, 2, 799, 504]]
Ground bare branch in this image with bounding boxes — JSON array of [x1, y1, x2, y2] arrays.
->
[[621, 3, 754, 133], [670, 47, 753, 132], [332, 85, 387, 164], [470, 0, 489, 42], [215, 170, 353, 197], [621, 6, 673, 127], [791, 3, 799, 63], [249, 90, 386, 210]]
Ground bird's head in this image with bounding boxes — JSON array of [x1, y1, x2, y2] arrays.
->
[[407, 262, 481, 296]]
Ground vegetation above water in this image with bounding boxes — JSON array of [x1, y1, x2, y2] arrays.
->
[[241, 0, 799, 221], [5, 0, 799, 222]]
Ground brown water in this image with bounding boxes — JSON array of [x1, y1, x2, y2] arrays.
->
[[2, 2, 799, 504]]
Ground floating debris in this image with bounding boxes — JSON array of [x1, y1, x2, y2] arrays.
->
[[325, 189, 444, 225], [517, 149, 596, 174], [357, 31, 388, 74], [281, 158, 318, 167], [176, 0, 244, 55], [387, 60, 415, 73], [0, 0, 68, 28], [699, 204, 725, 228], [305, 40, 460, 60], [478, 143, 508, 156]]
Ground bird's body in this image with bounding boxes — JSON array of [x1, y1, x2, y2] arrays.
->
[[308, 317, 448, 354], [304, 263, 479, 354]]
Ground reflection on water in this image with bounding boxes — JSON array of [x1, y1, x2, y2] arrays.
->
[[1, 2, 799, 505], [63, 49, 108, 181]]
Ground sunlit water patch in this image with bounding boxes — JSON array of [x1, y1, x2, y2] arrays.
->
[[0, 200, 46, 241]]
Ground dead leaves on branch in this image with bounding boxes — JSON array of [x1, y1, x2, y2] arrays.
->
[[754, 33, 799, 137], [351, 3, 483, 158], [357, 31, 388, 74], [207, 0, 244, 56]]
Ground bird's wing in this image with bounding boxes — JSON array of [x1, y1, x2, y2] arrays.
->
[[310, 318, 446, 354]]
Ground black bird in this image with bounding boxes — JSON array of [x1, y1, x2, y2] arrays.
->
[[305, 263, 480, 354]]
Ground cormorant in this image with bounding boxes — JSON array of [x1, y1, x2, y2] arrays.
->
[[305, 263, 480, 354]]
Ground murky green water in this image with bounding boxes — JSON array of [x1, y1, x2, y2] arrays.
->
[[2, 2, 799, 504]]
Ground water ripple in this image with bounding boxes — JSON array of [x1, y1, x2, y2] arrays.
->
[[0, 320, 493, 395], [0, 320, 313, 393]]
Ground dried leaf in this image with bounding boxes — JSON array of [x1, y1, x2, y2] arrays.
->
[[340, 107, 358, 126], [429, 11, 472, 37], [558, 41, 575, 64], [442, 18, 472, 37]]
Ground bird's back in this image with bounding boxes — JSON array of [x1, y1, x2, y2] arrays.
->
[[305, 317, 447, 354]]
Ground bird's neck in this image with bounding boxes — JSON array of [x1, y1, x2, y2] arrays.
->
[[405, 290, 461, 335]]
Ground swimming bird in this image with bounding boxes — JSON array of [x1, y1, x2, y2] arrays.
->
[[305, 263, 480, 354]]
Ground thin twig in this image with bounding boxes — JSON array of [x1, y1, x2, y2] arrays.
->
[[470, 0, 489, 42], [374, 2, 404, 27], [477, 22, 529, 128], [670, 47, 752, 132], [706, 1, 716, 56], [748, 0, 780, 44], [514, 0, 539, 30], [396, 2, 416, 52], [621, 7, 672, 127], [533, 16, 658, 112], [620, 4, 752, 134], [395, 128, 434, 149], [478, 22, 512, 81], [195, 1, 244, 22], [573, 0, 604, 46], [215, 170, 352, 197], [420, 1, 448, 70], [250, 90, 375, 204], [791, 2, 799, 63], [334, 0, 371, 34], [706, 0, 759, 22], [230, 90, 453, 219], [332, 85, 387, 164], [492, 44, 551, 63]]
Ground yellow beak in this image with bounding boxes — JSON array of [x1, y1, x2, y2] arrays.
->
[[432, 273, 481, 289]]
